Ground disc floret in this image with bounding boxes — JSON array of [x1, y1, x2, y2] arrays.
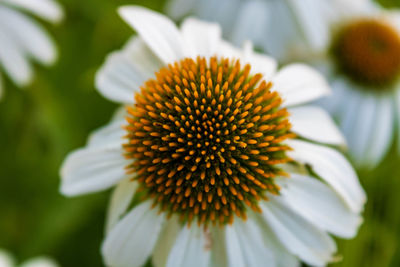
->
[[124, 56, 294, 226], [331, 19, 400, 88]]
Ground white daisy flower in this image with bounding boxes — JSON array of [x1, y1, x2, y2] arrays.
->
[[0, 0, 64, 99], [165, 0, 376, 63], [60, 6, 366, 267], [0, 249, 59, 267]]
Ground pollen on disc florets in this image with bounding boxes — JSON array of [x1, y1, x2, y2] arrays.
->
[[331, 19, 400, 88], [123, 56, 294, 226]]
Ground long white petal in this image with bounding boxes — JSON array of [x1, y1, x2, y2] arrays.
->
[[343, 91, 376, 166], [152, 217, 181, 267], [363, 94, 394, 168], [225, 225, 246, 267], [102, 201, 165, 267], [209, 227, 228, 267], [260, 198, 337, 266], [0, 26, 32, 86], [230, 0, 270, 49], [87, 119, 125, 147], [289, 105, 346, 146], [226, 220, 276, 267], [272, 64, 331, 107], [286, 0, 331, 51], [181, 18, 221, 58], [287, 139, 366, 213], [105, 178, 138, 234], [2, 0, 64, 23], [253, 214, 300, 267], [166, 226, 211, 267], [277, 174, 363, 238], [60, 120, 127, 196], [96, 37, 162, 104], [118, 6, 189, 64], [194, 0, 241, 38], [0, 6, 57, 65]]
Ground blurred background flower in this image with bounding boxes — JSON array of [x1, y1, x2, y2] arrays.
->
[[0, 0, 64, 99], [0, 248, 59, 267], [0, 0, 400, 266]]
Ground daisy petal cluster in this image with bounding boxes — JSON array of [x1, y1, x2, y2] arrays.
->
[[0, 0, 64, 98], [60, 6, 366, 267]]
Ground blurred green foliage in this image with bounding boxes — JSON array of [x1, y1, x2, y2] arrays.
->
[[0, 0, 400, 266]]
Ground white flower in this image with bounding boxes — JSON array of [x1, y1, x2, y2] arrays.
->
[[165, 0, 377, 63], [0, 0, 64, 99], [0, 249, 59, 267], [60, 6, 366, 267]]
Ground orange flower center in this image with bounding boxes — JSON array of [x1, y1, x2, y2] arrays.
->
[[123, 56, 294, 226]]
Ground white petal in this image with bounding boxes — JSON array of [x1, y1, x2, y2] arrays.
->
[[152, 217, 181, 267], [286, 0, 331, 51], [260, 198, 337, 266], [209, 227, 228, 267], [272, 64, 331, 107], [277, 174, 363, 238], [0, 6, 57, 65], [230, 0, 270, 49], [166, 226, 210, 267], [346, 92, 377, 166], [105, 178, 138, 234], [102, 201, 165, 267], [216, 40, 242, 59], [181, 18, 221, 58], [253, 214, 300, 267], [194, 0, 241, 38], [225, 225, 246, 267], [289, 105, 346, 146], [96, 37, 162, 104], [287, 139, 366, 213], [261, 0, 309, 61], [118, 6, 189, 64], [362, 95, 394, 168], [0, 26, 32, 86], [0, 249, 14, 267], [244, 51, 277, 81], [60, 120, 127, 196], [87, 119, 125, 147], [2, 0, 64, 23], [20, 257, 59, 267], [165, 0, 197, 20], [318, 76, 352, 114], [226, 220, 276, 267], [337, 87, 363, 142]]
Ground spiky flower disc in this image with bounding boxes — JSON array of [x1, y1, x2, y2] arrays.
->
[[124, 56, 293, 225], [332, 19, 400, 88]]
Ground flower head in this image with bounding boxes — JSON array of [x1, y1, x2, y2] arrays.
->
[[61, 6, 366, 267], [0, 0, 64, 99]]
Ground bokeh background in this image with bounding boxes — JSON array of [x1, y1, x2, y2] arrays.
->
[[0, 0, 400, 266]]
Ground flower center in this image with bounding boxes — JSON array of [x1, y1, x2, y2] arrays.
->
[[124, 56, 293, 226], [331, 19, 400, 88]]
